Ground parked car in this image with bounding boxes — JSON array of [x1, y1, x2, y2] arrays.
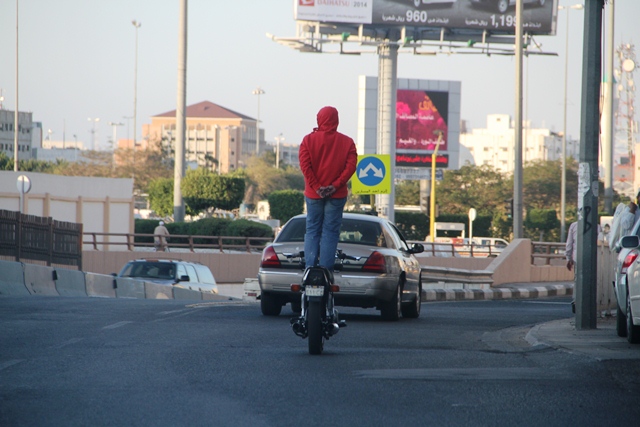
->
[[116, 259, 218, 294], [613, 219, 640, 338], [616, 236, 640, 343], [258, 213, 424, 320], [469, 0, 546, 14]]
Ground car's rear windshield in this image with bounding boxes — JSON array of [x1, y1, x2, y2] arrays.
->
[[120, 262, 176, 279], [277, 218, 384, 247]]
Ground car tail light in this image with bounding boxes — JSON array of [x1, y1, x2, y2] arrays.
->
[[291, 284, 301, 292], [362, 251, 386, 273], [330, 284, 340, 292], [261, 246, 281, 268], [621, 250, 639, 274]]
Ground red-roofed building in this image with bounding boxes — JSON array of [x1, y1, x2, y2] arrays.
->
[[139, 101, 264, 173]]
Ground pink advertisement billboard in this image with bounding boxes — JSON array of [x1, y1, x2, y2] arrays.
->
[[396, 89, 448, 151]]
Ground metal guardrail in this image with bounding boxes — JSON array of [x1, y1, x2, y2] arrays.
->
[[83, 232, 272, 253], [409, 241, 504, 258], [531, 241, 566, 265]]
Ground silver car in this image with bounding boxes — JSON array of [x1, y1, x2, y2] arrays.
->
[[469, 0, 546, 14], [613, 219, 640, 339], [258, 213, 424, 320], [617, 236, 640, 343]]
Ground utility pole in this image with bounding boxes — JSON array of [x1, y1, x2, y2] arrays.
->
[[174, 0, 187, 222], [576, 0, 604, 330]]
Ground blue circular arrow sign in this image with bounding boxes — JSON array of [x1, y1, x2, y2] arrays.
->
[[357, 157, 386, 186]]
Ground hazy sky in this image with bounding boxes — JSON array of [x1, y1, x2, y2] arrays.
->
[[0, 0, 638, 152]]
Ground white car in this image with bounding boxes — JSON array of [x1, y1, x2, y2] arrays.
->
[[469, 0, 546, 14], [613, 219, 640, 339], [411, 0, 456, 7], [617, 235, 640, 343]]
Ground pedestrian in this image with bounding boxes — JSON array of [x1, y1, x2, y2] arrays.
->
[[153, 220, 170, 252], [299, 106, 357, 274], [609, 198, 638, 251]]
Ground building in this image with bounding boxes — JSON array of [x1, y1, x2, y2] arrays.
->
[[141, 101, 264, 173], [0, 109, 36, 162], [460, 114, 579, 173]]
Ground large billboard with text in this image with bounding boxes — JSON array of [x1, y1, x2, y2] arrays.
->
[[294, 0, 557, 35]]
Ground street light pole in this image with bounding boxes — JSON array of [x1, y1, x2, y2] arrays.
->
[[132, 20, 141, 152], [87, 117, 100, 150], [559, 3, 584, 242], [252, 87, 265, 156], [275, 133, 284, 168]]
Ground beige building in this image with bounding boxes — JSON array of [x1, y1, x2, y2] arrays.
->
[[461, 114, 578, 173], [140, 101, 263, 173]]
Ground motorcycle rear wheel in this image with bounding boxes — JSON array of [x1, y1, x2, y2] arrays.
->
[[307, 300, 324, 355]]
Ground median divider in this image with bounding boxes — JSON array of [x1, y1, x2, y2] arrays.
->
[[144, 282, 174, 299], [173, 287, 203, 300], [115, 278, 146, 299], [54, 268, 87, 297], [85, 273, 117, 298], [0, 260, 29, 296], [23, 264, 59, 296]]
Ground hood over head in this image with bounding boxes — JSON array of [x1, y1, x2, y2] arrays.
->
[[314, 106, 339, 132]]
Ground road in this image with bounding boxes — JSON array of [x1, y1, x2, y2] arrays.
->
[[1, 296, 639, 426]]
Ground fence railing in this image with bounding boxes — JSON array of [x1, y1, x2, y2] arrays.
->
[[409, 241, 505, 258], [83, 232, 272, 253], [0, 209, 83, 268], [531, 241, 566, 265]]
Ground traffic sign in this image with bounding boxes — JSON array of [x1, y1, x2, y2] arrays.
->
[[351, 154, 391, 195]]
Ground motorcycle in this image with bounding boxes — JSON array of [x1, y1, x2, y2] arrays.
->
[[289, 251, 354, 355]]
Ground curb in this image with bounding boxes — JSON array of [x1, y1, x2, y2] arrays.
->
[[422, 283, 573, 302]]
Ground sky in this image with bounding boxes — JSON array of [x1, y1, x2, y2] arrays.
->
[[0, 0, 638, 153]]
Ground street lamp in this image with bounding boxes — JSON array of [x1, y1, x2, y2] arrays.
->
[[132, 20, 141, 151], [87, 117, 100, 150], [559, 3, 584, 242], [252, 87, 265, 155], [275, 133, 284, 168]]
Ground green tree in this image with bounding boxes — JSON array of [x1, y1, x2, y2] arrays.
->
[[181, 168, 246, 216], [524, 208, 560, 241], [268, 190, 304, 223], [395, 180, 420, 205], [147, 178, 174, 217], [436, 164, 511, 216]]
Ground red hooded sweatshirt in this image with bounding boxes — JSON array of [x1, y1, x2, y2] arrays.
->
[[299, 106, 357, 199]]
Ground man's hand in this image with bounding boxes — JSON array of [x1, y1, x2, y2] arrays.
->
[[323, 185, 336, 198], [316, 186, 327, 198], [566, 260, 574, 271]]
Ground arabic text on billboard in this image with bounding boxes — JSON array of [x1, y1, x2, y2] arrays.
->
[[396, 89, 448, 151]]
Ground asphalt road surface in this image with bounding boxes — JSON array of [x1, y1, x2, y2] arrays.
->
[[1, 296, 639, 426]]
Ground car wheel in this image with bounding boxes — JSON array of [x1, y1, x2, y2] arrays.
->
[[626, 293, 640, 344], [381, 282, 401, 321], [260, 291, 282, 316], [497, 0, 509, 13], [401, 281, 421, 319], [616, 303, 628, 337]]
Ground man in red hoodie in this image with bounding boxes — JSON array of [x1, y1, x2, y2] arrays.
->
[[299, 106, 358, 273]]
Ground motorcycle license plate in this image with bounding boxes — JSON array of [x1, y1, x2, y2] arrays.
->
[[306, 286, 324, 297]]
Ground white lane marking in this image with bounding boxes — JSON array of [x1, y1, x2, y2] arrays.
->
[[102, 321, 133, 330], [50, 337, 84, 349]]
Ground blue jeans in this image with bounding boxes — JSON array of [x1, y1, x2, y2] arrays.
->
[[304, 197, 347, 271]]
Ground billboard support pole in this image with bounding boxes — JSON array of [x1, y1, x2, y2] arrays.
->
[[513, 0, 524, 239], [376, 42, 398, 223]]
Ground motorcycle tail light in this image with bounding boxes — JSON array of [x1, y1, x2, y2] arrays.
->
[[330, 284, 340, 292], [260, 246, 281, 268], [291, 284, 301, 292], [621, 250, 638, 274], [362, 251, 386, 273]]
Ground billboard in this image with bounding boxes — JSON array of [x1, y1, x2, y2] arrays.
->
[[294, 0, 558, 35], [397, 89, 449, 151]]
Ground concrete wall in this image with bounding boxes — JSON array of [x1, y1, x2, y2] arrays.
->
[[82, 251, 262, 283], [0, 171, 134, 249]]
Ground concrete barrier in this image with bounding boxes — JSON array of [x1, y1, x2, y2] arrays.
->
[[0, 260, 29, 296], [85, 273, 117, 298], [115, 278, 146, 299], [54, 268, 87, 297], [23, 264, 59, 296], [173, 287, 203, 300], [144, 282, 174, 300]]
